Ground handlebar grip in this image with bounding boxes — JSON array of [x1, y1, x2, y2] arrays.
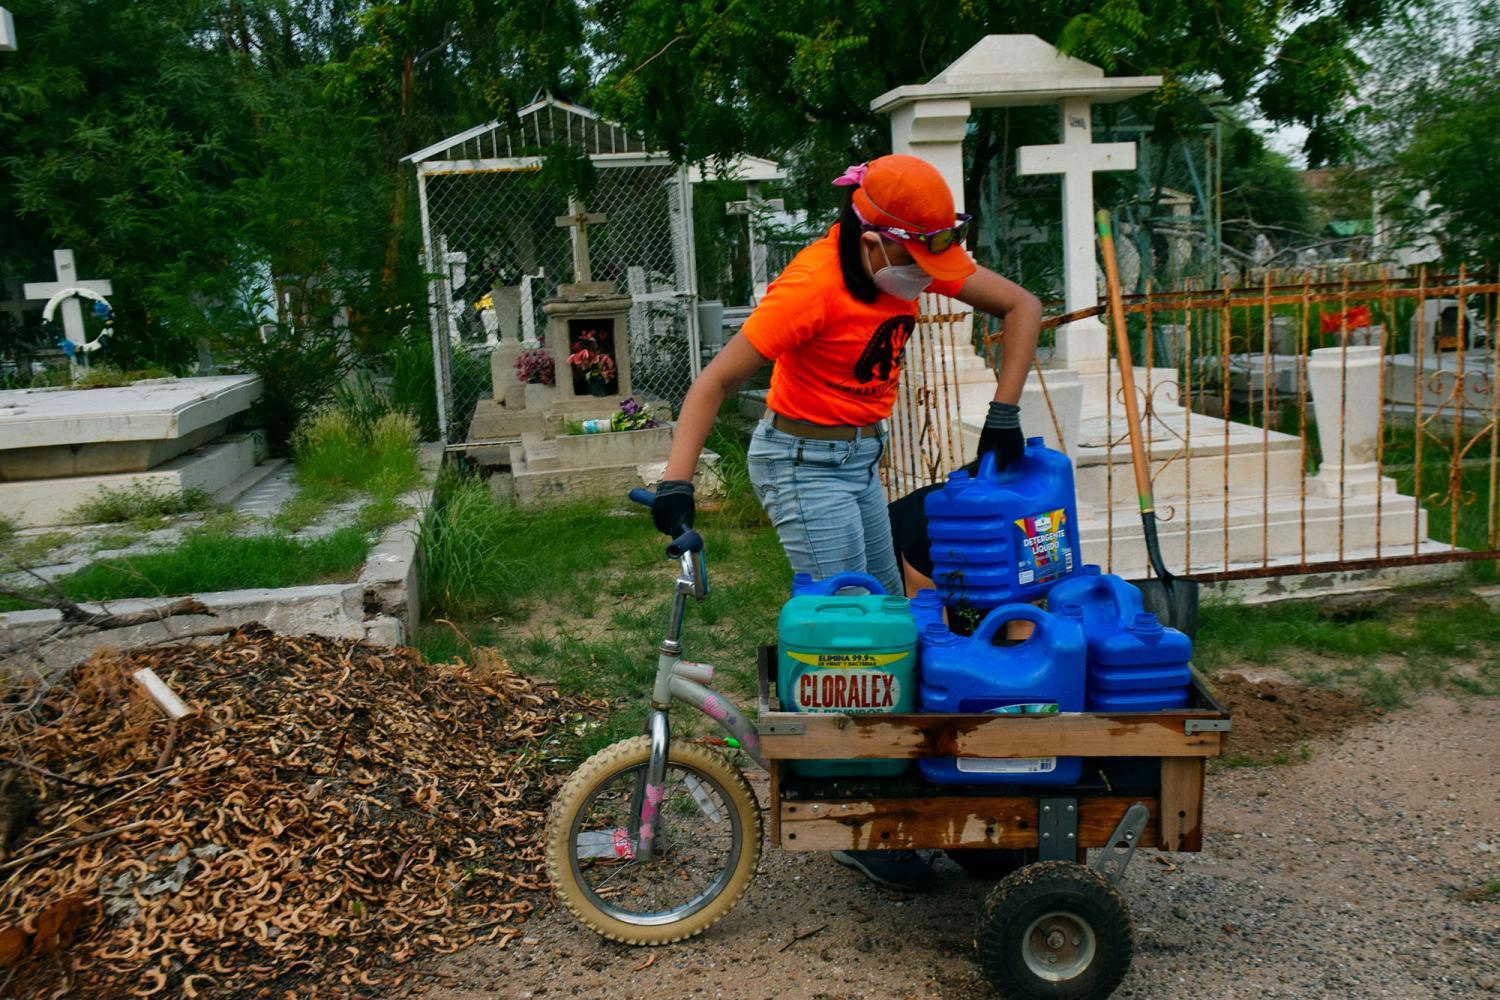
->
[[667, 530, 704, 557], [628, 487, 656, 508]]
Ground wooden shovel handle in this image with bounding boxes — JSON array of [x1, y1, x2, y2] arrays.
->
[[1095, 210, 1155, 513]]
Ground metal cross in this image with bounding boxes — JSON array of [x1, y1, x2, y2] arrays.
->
[[554, 198, 607, 284]]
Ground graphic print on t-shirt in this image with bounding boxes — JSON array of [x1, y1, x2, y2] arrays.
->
[[853, 314, 916, 384]]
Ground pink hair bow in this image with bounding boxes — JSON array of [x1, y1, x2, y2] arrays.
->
[[832, 163, 868, 188]]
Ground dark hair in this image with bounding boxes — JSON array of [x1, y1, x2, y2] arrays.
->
[[837, 190, 880, 304]]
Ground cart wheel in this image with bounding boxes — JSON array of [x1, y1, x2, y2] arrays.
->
[[976, 861, 1133, 999], [946, 848, 1035, 880]]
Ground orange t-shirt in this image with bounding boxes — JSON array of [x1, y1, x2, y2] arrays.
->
[[741, 224, 967, 426]]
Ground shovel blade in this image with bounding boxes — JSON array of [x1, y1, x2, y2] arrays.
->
[[1135, 577, 1201, 639]]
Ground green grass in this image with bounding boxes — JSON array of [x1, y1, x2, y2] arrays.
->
[[0, 528, 371, 608], [70, 483, 214, 526], [293, 407, 421, 499], [413, 474, 789, 763], [1197, 588, 1500, 708]]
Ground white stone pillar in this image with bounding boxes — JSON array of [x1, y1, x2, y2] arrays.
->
[[1307, 345, 1386, 497], [888, 98, 971, 211]]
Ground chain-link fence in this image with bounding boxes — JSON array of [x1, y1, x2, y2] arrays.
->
[[411, 100, 698, 445]]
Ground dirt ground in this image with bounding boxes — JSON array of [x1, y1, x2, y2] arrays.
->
[[422, 682, 1500, 1000]]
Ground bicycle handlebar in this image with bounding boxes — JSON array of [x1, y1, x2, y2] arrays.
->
[[628, 488, 704, 557]]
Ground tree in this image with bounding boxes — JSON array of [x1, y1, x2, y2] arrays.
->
[[586, 0, 1411, 179], [1358, 1, 1500, 264]]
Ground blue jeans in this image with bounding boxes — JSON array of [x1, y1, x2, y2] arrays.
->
[[747, 417, 902, 597]]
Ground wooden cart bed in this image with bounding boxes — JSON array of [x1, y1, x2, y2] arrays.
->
[[754, 645, 1229, 857]]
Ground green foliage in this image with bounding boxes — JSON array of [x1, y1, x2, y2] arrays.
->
[[293, 407, 421, 498], [589, 0, 1405, 171], [419, 472, 534, 619], [386, 332, 441, 441], [70, 484, 214, 526], [30, 528, 372, 605], [1219, 131, 1315, 254]]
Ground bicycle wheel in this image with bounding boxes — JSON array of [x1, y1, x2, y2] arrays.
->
[[545, 735, 762, 945]]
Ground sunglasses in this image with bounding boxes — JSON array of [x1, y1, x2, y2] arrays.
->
[[861, 213, 973, 254]]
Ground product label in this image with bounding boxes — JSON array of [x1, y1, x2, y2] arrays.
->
[[1014, 508, 1073, 586], [957, 756, 1058, 774], [786, 651, 909, 670], [794, 669, 902, 712], [956, 701, 1060, 772]]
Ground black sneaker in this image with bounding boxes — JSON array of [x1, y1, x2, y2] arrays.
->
[[831, 849, 937, 892]]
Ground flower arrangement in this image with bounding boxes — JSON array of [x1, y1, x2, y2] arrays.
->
[[611, 397, 660, 432], [1319, 305, 1373, 336], [514, 348, 555, 385], [566, 331, 616, 383]]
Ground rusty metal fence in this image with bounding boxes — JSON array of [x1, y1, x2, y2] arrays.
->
[[887, 265, 1500, 582]]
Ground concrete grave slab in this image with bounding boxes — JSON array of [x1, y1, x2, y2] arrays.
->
[[0, 430, 263, 527], [0, 375, 262, 478]]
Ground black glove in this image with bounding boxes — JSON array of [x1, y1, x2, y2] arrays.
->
[[966, 401, 1024, 474], [651, 480, 696, 538]]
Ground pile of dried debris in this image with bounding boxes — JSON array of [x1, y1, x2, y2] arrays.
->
[[0, 627, 605, 997]]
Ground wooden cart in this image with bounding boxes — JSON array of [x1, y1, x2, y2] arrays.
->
[[754, 644, 1230, 998]]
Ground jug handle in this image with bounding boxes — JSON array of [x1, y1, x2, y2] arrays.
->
[[816, 572, 885, 595], [977, 450, 998, 479], [971, 603, 1049, 645]]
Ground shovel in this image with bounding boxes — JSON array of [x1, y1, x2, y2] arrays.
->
[[1095, 209, 1200, 637]]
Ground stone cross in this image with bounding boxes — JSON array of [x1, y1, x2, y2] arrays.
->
[[23, 249, 113, 371], [554, 198, 606, 284], [728, 185, 785, 303], [1016, 96, 1137, 322]]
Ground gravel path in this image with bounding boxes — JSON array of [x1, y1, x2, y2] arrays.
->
[[427, 690, 1500, 999]]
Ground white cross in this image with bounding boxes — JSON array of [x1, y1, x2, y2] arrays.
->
[[1016, 96, 1137, 316], [23, 249, 113, 370], [554, 198, 606, 284], [728, 184, 786, 303]]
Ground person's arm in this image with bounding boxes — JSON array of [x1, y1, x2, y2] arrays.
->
[[949, 267, 1042, 470], [952, 266, 1042, 404], [648, 333, 769, 536]]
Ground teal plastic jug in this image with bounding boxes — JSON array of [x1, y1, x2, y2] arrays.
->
[[924, 440, 1081, 615], [918, 604, 1086, 786], [777, 594, 917, 778]]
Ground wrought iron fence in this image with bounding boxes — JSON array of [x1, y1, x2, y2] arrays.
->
[[890, 265, 1500, 582]]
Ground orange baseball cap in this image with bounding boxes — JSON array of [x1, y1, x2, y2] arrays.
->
[[837, 154, 977, 283]]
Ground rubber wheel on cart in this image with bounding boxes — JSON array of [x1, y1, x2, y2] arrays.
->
[[545, 735, 762, 946], [946, 848, 1035, 880], [975, 861, 1134, 999]]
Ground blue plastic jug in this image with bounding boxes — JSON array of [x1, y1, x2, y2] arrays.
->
[[1046, 565, 1143, 634], [911, 588, 945, 632], [924, 439, 1081, 613], [1048, 566, 1193, 711], [790, 571, 887, 597], [918, 604, 1086, 786], [777, 594, 917, 778], [1084, 610, 1193, 711]]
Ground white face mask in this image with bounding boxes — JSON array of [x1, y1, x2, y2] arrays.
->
[[866, 236, 932, 301]]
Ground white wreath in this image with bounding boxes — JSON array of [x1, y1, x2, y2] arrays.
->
[[42, 286, 114, 353]]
